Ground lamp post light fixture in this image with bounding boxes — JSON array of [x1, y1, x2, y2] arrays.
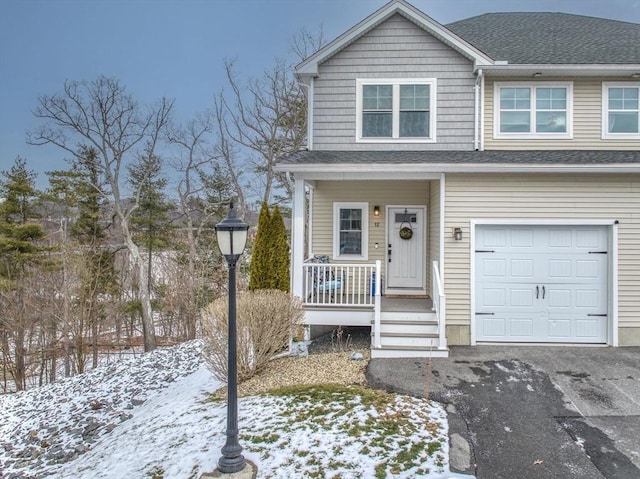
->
[[215, 203, 249, 474]]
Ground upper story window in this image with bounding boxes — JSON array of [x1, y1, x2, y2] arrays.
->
[[494, 82, 573, 139], [602, 82, 640, 139], [356, 79, 436, 142], [333, 202, 368, 260]]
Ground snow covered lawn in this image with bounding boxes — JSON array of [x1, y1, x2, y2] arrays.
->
[[1, 341, 463, 478]]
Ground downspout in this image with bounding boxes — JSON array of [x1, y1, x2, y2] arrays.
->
[[473, 69, 483, 151]]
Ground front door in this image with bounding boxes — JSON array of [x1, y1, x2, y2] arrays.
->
[[387, 207, 425, 290]]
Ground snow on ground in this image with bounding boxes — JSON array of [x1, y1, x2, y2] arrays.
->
[[1, 341, 470, 479]]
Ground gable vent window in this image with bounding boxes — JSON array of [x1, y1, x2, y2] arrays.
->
[[603, 82, 640, 139], [357, 79, 436, 143], [494, 82, 573, 139]]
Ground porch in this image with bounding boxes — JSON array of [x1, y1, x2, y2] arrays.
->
[[289, 175, 449, 358], [302, 260, 448, 358]]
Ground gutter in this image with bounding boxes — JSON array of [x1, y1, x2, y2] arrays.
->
[[274, 162, 640, 175]]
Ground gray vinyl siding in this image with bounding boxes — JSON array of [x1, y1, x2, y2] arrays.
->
[[313, 14, 476, 151], [443, 174, 640, 335], [485, 78, 640, 150]]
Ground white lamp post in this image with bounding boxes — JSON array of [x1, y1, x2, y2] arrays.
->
[[215, 203, 249, 473]]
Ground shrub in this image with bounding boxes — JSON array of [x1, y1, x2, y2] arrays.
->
[[201, 289, 304, 382], [248, 202, 270, 291], [270, 205, 290, 292]]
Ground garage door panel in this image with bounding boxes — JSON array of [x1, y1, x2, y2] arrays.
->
[[477, 283, 536, 310], [575, 258, 604, 279], [481, 316, 507, 338], [547, 318, 572, 339], [511, 259, 534, 278], [481, 258, 507, 277], [478, 314, 535, 341], [511, 317, 534, 338], [548, 288, 572, 308], [476, 225, 608, 344], [575, 318, 607, 340]]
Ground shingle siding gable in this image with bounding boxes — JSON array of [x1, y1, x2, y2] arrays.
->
[[312, 13, 476, 151]]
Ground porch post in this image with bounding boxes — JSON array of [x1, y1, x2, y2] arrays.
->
[[439, 173, 447, 350], [292, 177, 306, 300], [373, 260, 382, 348]]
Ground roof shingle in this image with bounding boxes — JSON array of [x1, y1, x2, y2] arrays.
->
[[446, 13, 640, 64]]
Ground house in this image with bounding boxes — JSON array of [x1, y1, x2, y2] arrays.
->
[[275, 0, 640, 358]]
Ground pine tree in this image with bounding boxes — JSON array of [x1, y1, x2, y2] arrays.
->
[[47, 146, 116, 371], [248, 202, 271, 290], [248, 203, 290, 292], [0, 157, 46, 390], [270, 205, 290, 292], [128, 154, 173, 292]]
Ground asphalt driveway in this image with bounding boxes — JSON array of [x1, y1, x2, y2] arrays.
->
[[366, 346, 640, 479]]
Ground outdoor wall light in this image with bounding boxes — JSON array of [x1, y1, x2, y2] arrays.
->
[[373, 205, 380, 217], [453, 227, 463, 241]]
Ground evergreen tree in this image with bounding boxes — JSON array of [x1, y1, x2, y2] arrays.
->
[[248, 203, 290, 292], [248, 202, 271, 290], [47, 146, 116, 371], [0, 157, 46, 390], [270, 205, 290, 292], [128, 154, 173, 292]]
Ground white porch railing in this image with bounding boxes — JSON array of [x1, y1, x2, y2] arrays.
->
[[303, 260, 382, 309], [432, 260, 447, 350]]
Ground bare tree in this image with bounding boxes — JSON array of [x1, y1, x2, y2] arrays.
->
[[29, 76, 173, 352], [290, 25, 325, 62], [167, 112, 235, 339], [217, 58, 307, 204]]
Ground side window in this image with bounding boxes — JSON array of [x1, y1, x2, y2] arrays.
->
[[494, 82, 572, 139], [603, 82, 640, 138], [333, 202, 368, 260]]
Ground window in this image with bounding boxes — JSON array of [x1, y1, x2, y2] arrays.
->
[[357, 79, 436, 142], [603, 82, 640, 138], [494, 82, 573, 139], [333, 202, 368, 260]]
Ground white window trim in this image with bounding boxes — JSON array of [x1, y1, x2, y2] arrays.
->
[[602, 81, 640, 140], [333, 202, 369, 260], [355, 78, 437, 143], [493, 81, 574, 140]]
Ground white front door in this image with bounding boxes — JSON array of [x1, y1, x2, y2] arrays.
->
[[475, 225, 609, 343], [387, 207, 425, 290]]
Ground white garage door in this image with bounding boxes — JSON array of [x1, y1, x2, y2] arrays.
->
[[475, 225, 608, 343]]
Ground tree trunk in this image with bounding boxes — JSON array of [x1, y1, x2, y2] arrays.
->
[[125, 235, 157, 351]]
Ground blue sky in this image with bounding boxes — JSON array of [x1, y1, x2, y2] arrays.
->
[[1, 0, 639, 188]]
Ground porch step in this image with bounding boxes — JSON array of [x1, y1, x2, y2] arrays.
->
[[379, 331, 439, 348], [378, 320, 438, 335], [380, 311, 436, 321], [371, 345, 449, 359], [375, 312, 438, 335], [372, 308, 447, 357]]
